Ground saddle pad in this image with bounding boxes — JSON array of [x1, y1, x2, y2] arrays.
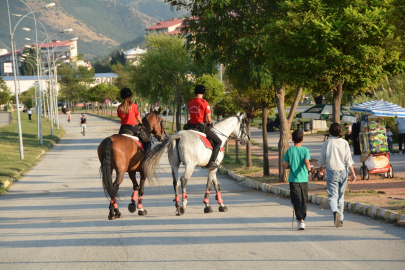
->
[[121, 134, 145, 152], [196, 134, 224, 152]]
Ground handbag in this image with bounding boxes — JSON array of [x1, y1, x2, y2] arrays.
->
[[365, 156, 376, 170]]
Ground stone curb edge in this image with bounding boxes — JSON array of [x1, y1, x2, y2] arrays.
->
[[219, 167, 405, 227]]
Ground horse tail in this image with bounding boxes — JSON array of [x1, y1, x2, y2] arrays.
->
[[100, 137, 117, 199], [143, 134, 181, 185]]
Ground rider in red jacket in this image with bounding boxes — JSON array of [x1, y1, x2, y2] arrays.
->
[[188, 85, 222, 169], [117, 88, 151, 152]]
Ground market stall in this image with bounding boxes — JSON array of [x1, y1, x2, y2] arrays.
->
[[350, 100, 405, 180]]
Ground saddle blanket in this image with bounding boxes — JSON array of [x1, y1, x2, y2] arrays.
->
[[120, 134, 145, 152], [194, 133, 224, 152]]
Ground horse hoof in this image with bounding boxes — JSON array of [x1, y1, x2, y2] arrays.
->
[[128, 203, 136, 213], [175, 208, 181, 216], [138, 210, 147, 216], [115, 212, 122, 219], [204, 206, 213, 213], [219, 206, 228, 212], [108, 214, 116, 220], [179, 206, 185, 215]]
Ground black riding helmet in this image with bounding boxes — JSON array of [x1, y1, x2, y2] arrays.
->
[[194, 84, 205, 95], [121, 87, 132, 99]]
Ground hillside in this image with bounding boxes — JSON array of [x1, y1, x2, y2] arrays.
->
[[0, 0, 188, 59]]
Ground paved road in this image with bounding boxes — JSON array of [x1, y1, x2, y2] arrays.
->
[[1, 114, 405, 269]]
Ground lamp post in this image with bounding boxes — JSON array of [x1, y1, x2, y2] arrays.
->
[[7, 1, 55, 147]]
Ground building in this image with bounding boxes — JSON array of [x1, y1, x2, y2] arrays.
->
[[145, 18, 185, 35], [124, 46, 146, 65], [0, 39, 78, 76]]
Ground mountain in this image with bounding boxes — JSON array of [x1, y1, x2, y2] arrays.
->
[[0, 0, 188, 59]]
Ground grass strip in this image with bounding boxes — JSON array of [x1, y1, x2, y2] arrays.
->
[[0, 112, 65, 193]]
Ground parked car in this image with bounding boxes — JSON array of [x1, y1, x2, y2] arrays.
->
[[111, 100, 120, 107]]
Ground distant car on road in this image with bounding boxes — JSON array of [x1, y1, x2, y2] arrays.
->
[[111, 100, 120, 107]]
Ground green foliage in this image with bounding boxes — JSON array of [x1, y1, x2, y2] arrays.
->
[[19, 48, 38, 76], [0, 77, 10, 105], [214, 93, 242, 117], [187, 75, 224, 105], [110, 51, 126, 66], [112, 63, 132, 91], [89, 83, 120, 103], [59, 66, 95, 103]]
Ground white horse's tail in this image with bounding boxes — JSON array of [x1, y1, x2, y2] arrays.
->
[[143, 134, 181, 184]]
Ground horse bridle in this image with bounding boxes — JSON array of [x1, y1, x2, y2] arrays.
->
[[211, 116, 250, 143], [152, 112, 166, 141]]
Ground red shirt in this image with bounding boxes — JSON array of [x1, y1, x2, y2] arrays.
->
[[188, 98, 211, 125], [117, 103, 140, 125]]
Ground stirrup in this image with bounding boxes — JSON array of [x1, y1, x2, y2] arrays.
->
[[207, 162, 220, 170]]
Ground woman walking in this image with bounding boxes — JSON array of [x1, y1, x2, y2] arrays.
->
[[318, 123, 356, 228]]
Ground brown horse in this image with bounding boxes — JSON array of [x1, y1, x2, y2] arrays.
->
[[97, 108, 166, 220]]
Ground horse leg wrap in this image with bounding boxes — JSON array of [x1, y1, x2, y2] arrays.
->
[[182, 193, 187, 199], [203, 191, 210, 204], [173, 196, 180, 202], [215, 191, 223, 204], [131, 190, 138, 201], [137, 196, 143, 209], [111, 199, 118, 209]]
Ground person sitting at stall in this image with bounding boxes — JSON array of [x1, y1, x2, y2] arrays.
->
[[268, 113, 280, 132], [266, 117, 273, 132], [344, 123, 352, 142], [352, 120, 361, 155]]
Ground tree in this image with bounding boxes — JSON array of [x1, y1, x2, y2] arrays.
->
[[0, 77, 10, 105], [19, 47, 37, 76], [130, 33, 192, 131], [264, 0, 404, 123], [112, 63, 132, 90], [186, 75, 224, 104], [59, 65, 95, 112], [110, 50, 126, 66]]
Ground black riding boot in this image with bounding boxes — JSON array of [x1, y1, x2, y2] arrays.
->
[[207, 143, 221, 169]]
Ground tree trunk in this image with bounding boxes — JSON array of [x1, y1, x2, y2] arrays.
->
[[275, 84, 303, 182], [381, 83, 386, 92], [172, 109, 176, 132], [165, 105, 169, 125], [246, 117, 252, 168], [385, 76, 392, 93], [225, 139, 228, 155], [314, 95, 323, 105], [332, 82, 344, 123], [176, 90, 181, 131], [262, 106, 270, 176], [235, 138, 239, 163]]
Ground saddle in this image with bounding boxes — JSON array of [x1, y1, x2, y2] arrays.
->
[[120, 134, 145, 152]]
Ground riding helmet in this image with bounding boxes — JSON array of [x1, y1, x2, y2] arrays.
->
[[194, 84, 205, 95], [120, 88, 132, 99]]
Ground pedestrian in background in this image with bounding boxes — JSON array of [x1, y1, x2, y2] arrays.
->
[[395, 117, 405, 155], [318, 123, 356, 228], [27, 108, 32, 120], [283, 129, 311, 230]]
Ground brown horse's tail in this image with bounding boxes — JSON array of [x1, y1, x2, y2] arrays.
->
[[100, 137, 118, 199], [143, 134, 180, 185]]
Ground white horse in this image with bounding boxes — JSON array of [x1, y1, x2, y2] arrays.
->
[[143, 113, 250, 215]]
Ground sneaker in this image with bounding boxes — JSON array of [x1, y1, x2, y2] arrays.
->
[[334, 212, 341, 228], [297, 221, 305, 230]]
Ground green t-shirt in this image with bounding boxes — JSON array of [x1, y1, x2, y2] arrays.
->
[[282, 146, 311, 183]]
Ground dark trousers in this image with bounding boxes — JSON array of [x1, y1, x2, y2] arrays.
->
[[28, 114, 31, 120], [289, 182, 308, 221], [204, 128, 222, 163], [399, 133, 405, 152]]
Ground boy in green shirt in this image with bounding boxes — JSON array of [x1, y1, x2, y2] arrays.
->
[[283, 130, 311, 230]]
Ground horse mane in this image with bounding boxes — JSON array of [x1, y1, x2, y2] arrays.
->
[[142, 111, 159, 133], [214, 114, 240, 126]]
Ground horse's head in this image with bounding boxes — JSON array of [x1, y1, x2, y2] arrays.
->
[[144, 107, 166, 142], [234, 113, 250, 145]]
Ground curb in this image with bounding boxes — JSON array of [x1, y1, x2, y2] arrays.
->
[[219, 167, 405, 227]]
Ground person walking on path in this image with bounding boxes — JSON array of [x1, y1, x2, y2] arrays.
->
[[395, 117, 405, 155], [27, 108, 32, 120], [318, 123, 356, 228], [80, 115, 87, 134], [283, 130, 311, 230]]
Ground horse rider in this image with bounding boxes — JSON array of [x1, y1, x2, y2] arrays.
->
[[187, 84, 222, 169], [117, 88, 152, 152]]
